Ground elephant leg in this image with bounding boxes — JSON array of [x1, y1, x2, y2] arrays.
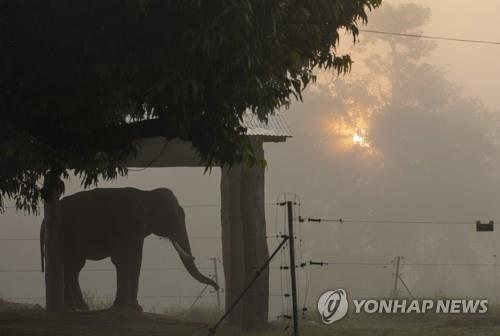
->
[[64, 279, 76, 310], [72, 280, 89, 311], [128, 239, 144, 311], [71, 259, 89, 311], [111, 254, 129, 308], [64, 257, 87, 311]]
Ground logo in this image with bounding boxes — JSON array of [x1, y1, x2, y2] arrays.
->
[[317, 289, 349, 324], [317, 288, 489, 325]]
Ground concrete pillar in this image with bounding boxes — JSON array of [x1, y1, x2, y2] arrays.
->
[[221, 166, 245, 326], [240, 141, 269, 331], [220, 140, 269, 331]]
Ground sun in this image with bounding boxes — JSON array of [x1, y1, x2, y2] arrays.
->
[[352, 130, 370, 147], [322, 110, 376, 154], [352, 133, 364, 144]]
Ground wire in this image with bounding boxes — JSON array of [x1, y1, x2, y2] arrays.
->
[[183, 203, 277, 208], [5, 294, 286, 301], [320, 261, 392, 266], [127, 138, 169, 172], [1, 203, 277, 209], [0, 236, 222, 241], [315, 261, 500, 267], [398, 274, 414, 299], [359, 28, 500, 46], [305, 218, 474, 225], [0, 265, 288, 273], [0, 234, 290, 241]]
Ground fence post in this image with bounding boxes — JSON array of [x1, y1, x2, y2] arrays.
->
[[287, 201, 299, 336]]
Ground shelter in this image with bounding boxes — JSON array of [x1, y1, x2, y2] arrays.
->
[[126, 112, 291, 329]]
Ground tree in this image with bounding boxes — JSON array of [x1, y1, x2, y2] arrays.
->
[[0, 0, 381, 326], [1, 0, 381, 211], [268, 2, 500, 298]]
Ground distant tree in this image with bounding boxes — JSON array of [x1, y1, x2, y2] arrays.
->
[[0, 0, 381, 212], [293, 2, 500, 297]]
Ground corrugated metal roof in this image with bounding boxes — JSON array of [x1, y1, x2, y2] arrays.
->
[[242, 112, 292, 138]]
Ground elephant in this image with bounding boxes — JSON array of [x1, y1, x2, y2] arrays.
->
[[40, 187, 218, 311]]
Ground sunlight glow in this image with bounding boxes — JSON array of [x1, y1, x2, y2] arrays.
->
[[322, 112, 374, 154], [353, 133, 364, 144], [352, 130, 370, 147]]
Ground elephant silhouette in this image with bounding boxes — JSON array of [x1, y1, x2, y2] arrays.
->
[[40, 187, 218, 311]]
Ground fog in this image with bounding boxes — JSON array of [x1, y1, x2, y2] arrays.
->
[[2, 0, 500, 318]]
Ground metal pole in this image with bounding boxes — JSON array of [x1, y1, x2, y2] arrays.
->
[[211, 257, 221, 310], [392, 256, 400, 298], [287, 201, 299, 336]]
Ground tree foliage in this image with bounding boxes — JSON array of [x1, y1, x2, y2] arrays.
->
[[0, 0, 381, 211]]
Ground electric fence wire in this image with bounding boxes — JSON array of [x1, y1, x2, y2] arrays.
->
[[302, 218, 476, 225]]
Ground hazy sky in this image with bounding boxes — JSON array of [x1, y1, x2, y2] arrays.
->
[[1, 0, 500, 316], [386, 0, 500, 110]]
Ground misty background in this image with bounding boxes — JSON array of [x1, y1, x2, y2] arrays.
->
[[2, 0, 500, 318]]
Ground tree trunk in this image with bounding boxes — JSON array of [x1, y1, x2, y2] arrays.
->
[[220, 140, 270, 331], [43, 188, 65, 311]]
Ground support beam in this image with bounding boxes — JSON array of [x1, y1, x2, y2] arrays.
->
[[240, 142, 269, 331], [220, 140, 270, 331], [220, 166, 245, 326]]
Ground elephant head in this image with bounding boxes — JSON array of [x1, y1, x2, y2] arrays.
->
[[133, 188, 219, 290]]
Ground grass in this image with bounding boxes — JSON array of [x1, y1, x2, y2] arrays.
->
[[2, 299, 500, 336]]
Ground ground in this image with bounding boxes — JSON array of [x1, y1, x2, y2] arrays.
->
[[2, 300, 500, 336]]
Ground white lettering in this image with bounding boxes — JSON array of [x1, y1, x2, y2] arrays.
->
[[393, 300, 407, 313], [422, 300, 433, 313], [462, 300, 480, 313], [479, 300, 488, 314], [352, 300, 366, 313], [378, 300, 392, 313], [450, 300, 461, 313], [436, 300, 450, 313], [364, 300, 378, 314], [406, 300, 420, 314]]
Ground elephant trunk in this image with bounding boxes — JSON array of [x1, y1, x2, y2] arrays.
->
[[171, 216, 219, 290]]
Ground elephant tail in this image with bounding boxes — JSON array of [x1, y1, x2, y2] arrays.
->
[[40, 219, 45, 273]]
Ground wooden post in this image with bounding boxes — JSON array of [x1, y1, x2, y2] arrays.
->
[[43, 184, 65, 311]]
